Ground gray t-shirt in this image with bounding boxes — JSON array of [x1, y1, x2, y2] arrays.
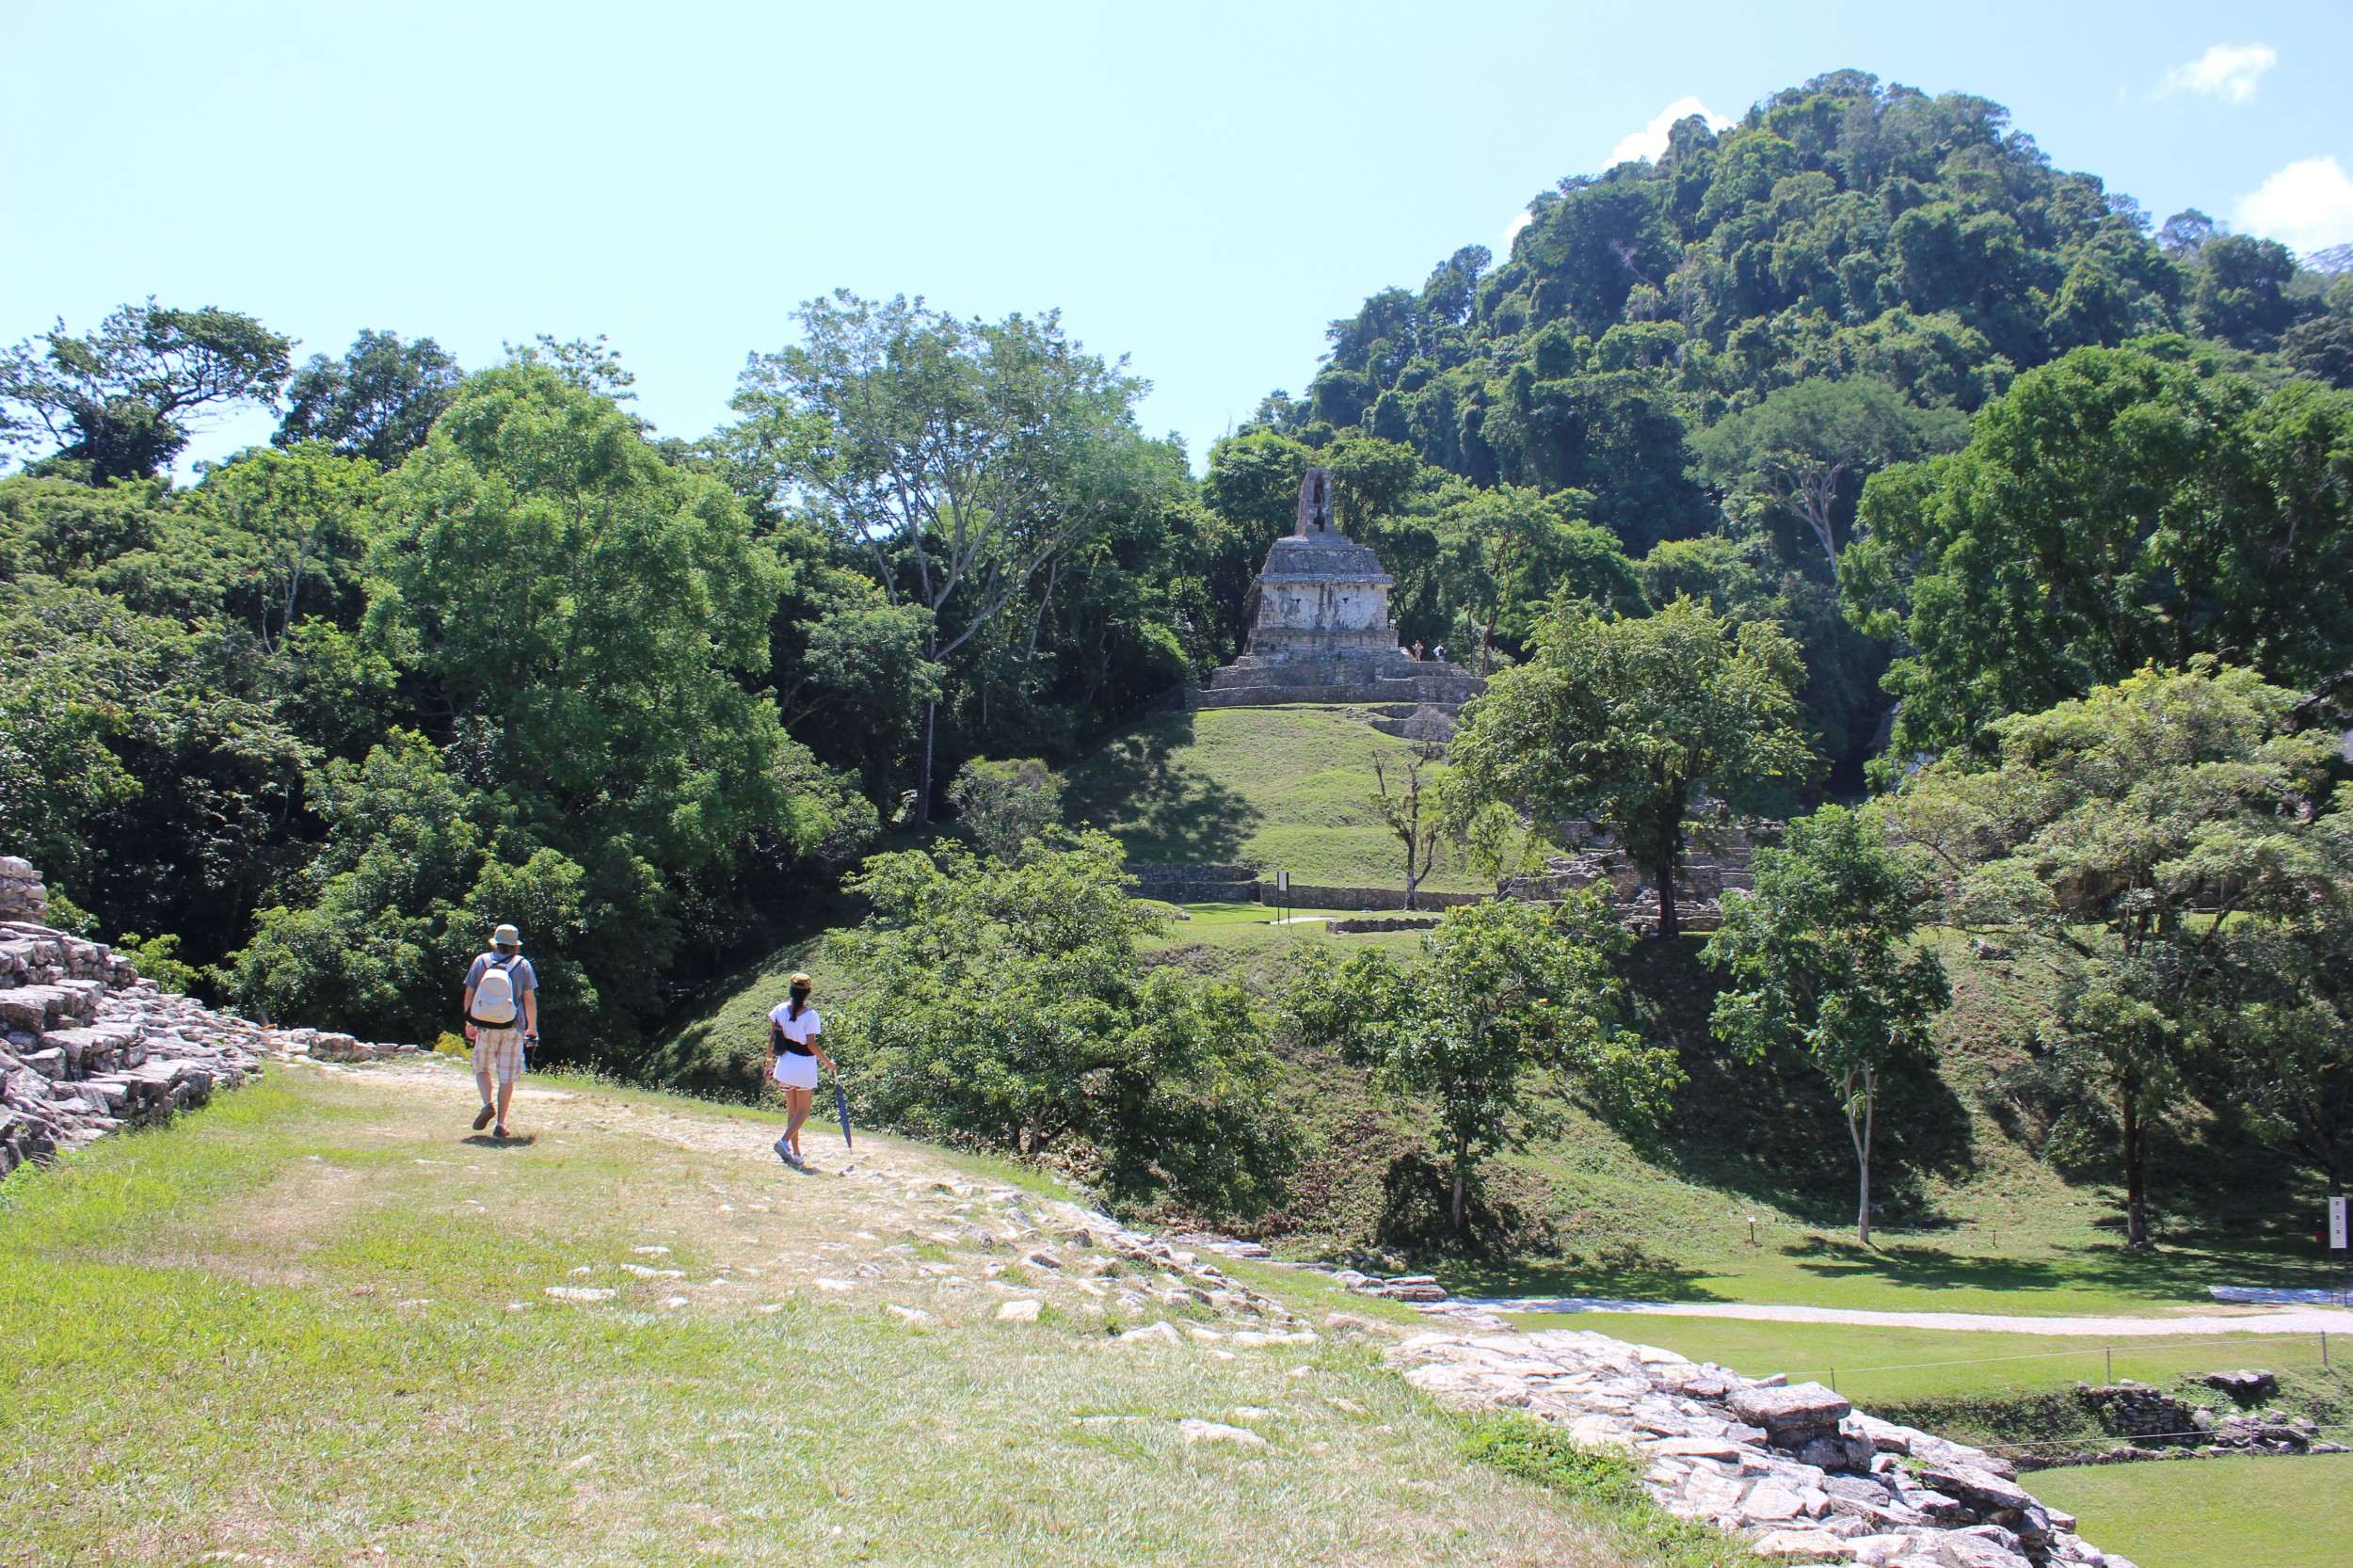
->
[[466, 952, 537, 998]]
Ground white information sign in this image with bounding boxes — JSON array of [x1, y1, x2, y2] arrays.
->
[[2332, 1194, 2350, 1251], [1277, 871, 1289, 893]]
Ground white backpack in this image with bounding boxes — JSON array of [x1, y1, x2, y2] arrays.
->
[[472, 955, 521, 1025]]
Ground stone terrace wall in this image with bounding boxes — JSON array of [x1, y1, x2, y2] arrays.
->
[[0, 856, 424, 1177], [1394, 1328, 2132, 1567], [1261, 883, 1485, 912]]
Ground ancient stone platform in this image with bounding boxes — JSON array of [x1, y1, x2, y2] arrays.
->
[[1191, 467, 1482, 711], [0, 855, 424, 1176]]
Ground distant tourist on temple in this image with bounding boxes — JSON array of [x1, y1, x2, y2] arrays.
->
[[1433, 644, 1447, 664], [1411, 640, 1425, 661]]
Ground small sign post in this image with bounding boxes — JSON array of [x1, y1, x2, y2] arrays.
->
[[1276, 870, 1290, 926], [2330, 1194, 2349, 1253]]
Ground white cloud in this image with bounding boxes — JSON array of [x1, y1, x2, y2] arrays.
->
[[2158, 42, 2276, 104], [1609, 96, 1733, 166], [2235, 155, 2353, 256], [1503, 207, 1536, 249]]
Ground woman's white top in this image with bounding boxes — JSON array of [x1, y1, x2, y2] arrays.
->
[[768, 1003, 823, 1049]]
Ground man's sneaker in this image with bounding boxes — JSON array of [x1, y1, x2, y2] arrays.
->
[[473, 1105, 495, 1131]]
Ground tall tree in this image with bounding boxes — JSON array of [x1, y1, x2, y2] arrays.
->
[[1884, 662, 2352, 1246], [1287, 894, 1673, 1232], [726, 293, 1156, 823], [1448, 595, 1817, 937], [240, 359, 808, 1044], [274, 329, 463, 465], [1703, 805, 1950, 1242], [1369, 745, 1446, 911], [180, 444, 381, 652], [1844, 343, 2353, 760], [0, 301, 291, 481], [1689, 377, 1965, 575]]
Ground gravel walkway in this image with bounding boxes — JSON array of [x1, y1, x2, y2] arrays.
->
[[1458, 1295, 2353, 1336]]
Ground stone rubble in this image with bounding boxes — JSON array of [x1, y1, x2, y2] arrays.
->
[[1386, 1327, 2136, 1568], [0, 855, 424, 1176]]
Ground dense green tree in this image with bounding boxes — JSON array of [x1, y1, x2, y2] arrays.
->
[[236, 360, 822, 1045], [1286, 894, 1673, 1232], [1844, 342, 2353, 760], [0, 578, 312, 961], [1448, 595, 1817, 937], [947, 757, 1064, 863], [1703, 804, 1950, 1242], [2194, 913, 2353, 1197], [169, 444, 381, 651], [274, 329, 463, 464], [1415, 482, 1639, 671], [831, 832, 1292, 1216], [726, 293, 1161, 824], [2281, 308, 2353, 390], [2186, 233, 2302, 351], [0, 302, 291, 480], [228, 732, 596, 1042], [1884, 663, 2352, 1246], [1689, 376, 1965, 574]]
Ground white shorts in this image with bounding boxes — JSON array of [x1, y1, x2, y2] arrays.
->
[[773, 1053, 820, 1091]]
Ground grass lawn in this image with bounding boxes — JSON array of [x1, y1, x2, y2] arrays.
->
[[1064, 706, 1489, 891], [1511, 1313, 2347, 1406], [0, 1060, 1657, 1568], [1437, 1225, 2339, 1318], [2029, 1452, 2353, 1568]]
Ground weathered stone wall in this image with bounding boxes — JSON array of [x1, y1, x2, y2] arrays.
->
[[1391, 1329, 2132, 1567], [0, 856, 48, 923], [1127, 863, 1260, 904], [0, 856, 423, 1177]]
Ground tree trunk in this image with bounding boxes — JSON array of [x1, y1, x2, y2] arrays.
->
[[1652, 799, 1684, 939], [2120, 1071, 2149, 1249], [1847, 1065, 1875, 1246], [1451, 1139, 1470, 1232], [912, 699, 936, 827]]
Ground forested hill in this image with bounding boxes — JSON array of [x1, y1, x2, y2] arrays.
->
[[1226, 70, 2352, 776], [1293, 70, 2311, 529]]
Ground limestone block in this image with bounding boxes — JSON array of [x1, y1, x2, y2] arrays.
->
[[1731, 1383, 1853, 1435]]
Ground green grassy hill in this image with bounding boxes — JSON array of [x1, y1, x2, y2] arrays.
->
[[1062, 706, 1489, 892]]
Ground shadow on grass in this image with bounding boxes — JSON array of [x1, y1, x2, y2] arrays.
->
[[1063, 712, 1261, 864], [1618, 938, 1982, 1228], [1783, 1233, 2330, 1304], [1435, 1242, 1728, 1304]]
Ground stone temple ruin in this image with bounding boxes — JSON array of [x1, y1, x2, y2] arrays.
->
[[1190, 467, 1482, 713]]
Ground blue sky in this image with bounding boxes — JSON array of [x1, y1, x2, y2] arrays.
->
[[4, 1, 2349, 474]]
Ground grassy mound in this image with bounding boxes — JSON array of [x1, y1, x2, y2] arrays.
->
[[1063, 706, 1489, 891]]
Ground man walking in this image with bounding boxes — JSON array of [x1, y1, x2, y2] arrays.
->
[[463, 922, 538, 1139]]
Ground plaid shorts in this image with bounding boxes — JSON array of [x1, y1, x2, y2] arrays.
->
[[472, 1027, 525, 1083]]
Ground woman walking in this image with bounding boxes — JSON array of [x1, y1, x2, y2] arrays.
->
[[766, 971, 835, 1168]]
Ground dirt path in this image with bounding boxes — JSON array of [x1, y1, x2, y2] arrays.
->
[[324, 1054, 1321, 1337], [1458, 1294, 2353, 1336]]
